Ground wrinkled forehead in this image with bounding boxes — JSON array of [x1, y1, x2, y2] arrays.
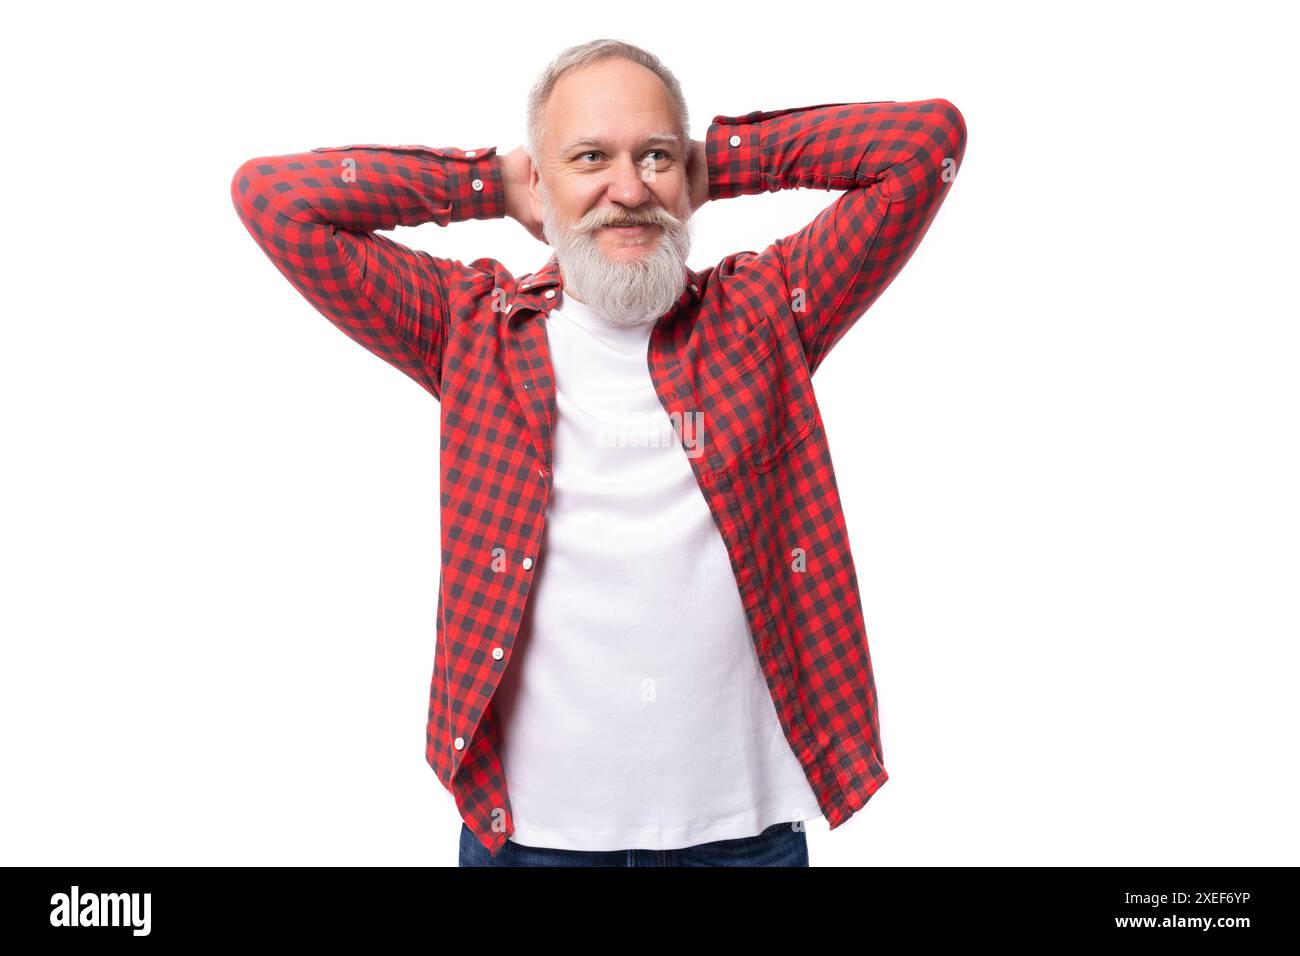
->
[[542, 61, 682, 157]]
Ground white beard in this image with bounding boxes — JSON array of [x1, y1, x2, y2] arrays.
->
[[540, 180, 693, 328]]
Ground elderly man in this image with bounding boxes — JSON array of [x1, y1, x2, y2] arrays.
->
[[231, 37, 965, 867]]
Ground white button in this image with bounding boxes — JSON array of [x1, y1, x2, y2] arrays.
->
[[544, 289, 556, 299], [729, 134, 741, 147], [453, 736, 465, 750], [471, 178, 483, 190], [522, 557, 534, 570], [690, 284, 699, 293], [465, 150, 477, 158], [492, 647, 504, 660]]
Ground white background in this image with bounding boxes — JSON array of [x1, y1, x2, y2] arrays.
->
[[2, 0, 1296, 866]]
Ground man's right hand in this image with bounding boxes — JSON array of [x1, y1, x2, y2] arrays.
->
[[500, 146, 547, 245]]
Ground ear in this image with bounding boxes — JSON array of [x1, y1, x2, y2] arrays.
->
[[528, 161, 544, 232]]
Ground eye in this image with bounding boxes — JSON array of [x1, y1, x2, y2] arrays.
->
[[577, 150, 604, 162], [644, 149, 669, 162]]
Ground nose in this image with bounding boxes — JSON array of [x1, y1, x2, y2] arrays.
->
[[605, 155, 654, 208]]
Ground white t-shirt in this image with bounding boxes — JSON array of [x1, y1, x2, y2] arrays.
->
[[491, 290, 823, 851]]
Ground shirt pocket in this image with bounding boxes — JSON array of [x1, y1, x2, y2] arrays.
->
[[746, 406, 818, 473], [724, 316, 777, 374]]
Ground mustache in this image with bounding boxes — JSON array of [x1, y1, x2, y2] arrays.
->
[[581, 207, 681, 231]]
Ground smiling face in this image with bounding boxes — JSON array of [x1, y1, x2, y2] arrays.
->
[[529, 56, 693, 326]]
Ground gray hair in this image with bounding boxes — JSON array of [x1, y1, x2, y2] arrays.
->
[[525, 39, 690, 165]]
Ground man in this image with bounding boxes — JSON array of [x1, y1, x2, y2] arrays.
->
[[230, 38, 965, 867]]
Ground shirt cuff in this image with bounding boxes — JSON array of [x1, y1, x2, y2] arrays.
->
[[705, 112, 765, 201], [429, 145, 507, 223], [704, 104, 866, 200], [308, 142, 507, 225]]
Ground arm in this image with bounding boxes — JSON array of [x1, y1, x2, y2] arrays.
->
[[705, 99, 967, 375], [229, 142, 507, 399]]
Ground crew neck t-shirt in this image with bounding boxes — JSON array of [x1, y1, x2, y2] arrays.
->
[[490, 289, 823, 851]]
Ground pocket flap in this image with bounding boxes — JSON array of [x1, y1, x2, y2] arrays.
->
[[746, 407, 817, 472]]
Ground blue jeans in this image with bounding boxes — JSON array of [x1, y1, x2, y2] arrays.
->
[[459, 820, 809, 867]]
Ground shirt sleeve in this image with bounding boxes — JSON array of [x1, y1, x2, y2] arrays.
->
[[229, 143, 506, 399], [705, 99, 967, 375]]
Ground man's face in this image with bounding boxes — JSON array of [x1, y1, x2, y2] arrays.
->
[[529, 56, 693, 326]]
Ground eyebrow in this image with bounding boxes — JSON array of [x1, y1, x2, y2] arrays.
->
[[560, 133, 682, 154]]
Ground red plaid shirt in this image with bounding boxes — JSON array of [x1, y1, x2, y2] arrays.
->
[[231, 97, 966, 858]]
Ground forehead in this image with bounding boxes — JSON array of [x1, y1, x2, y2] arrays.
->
[[544, 58, 681, 153]]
